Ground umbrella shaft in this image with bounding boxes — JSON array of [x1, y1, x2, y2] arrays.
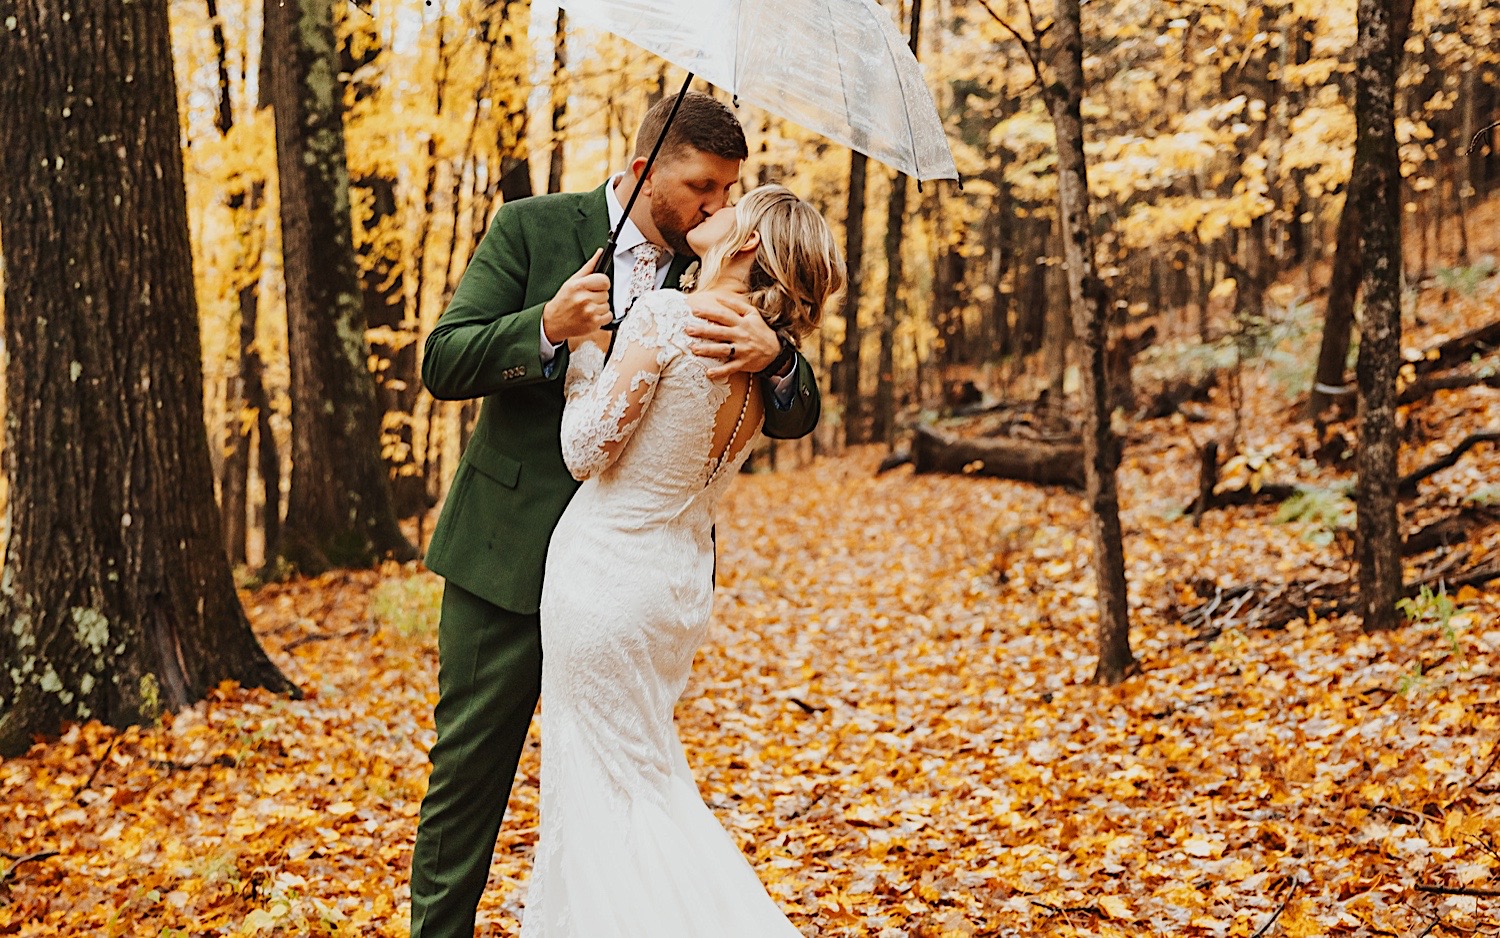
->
[[599, 71, 697, 333]]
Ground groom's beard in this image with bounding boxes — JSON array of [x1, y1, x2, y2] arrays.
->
[[651, 201, 698, 257]]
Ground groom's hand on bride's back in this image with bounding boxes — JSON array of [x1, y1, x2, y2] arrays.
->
[[543, 249, 613, 345], [684, 294, 780, 380]]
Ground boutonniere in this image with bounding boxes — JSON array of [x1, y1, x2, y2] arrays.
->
[[678, 261, 700, 292]]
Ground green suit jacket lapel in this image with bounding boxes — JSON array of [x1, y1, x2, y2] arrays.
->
[[575, 183, 612, 266], [664, 253, 694, 289]]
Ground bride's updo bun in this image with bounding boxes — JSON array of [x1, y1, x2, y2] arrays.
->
[[694, 185, 846, 345]]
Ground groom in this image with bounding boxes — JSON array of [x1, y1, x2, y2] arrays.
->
[[410, 92, 820, 937]]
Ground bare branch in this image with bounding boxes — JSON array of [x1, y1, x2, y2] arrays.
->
[[973, 0, 1046, 84], [1466, 119, 1499, 155], [0, 851, 58, 886], [1417, 883, 1500, 899], [1249, 880, 1299, 938], [73, 734, 119, 802]]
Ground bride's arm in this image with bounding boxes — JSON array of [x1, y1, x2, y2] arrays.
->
[[559, 305, 674, 481]]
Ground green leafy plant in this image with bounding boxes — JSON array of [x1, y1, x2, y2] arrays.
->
[[1465, 485, 1500, 506], [1275, 485, 1354, 546], [1432, 256, 1497, 297], [1396, 661, 1426, 696], [1396, 584, 1463, 655]]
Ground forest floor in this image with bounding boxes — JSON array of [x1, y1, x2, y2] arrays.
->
[[3, 252, 1500, 935]]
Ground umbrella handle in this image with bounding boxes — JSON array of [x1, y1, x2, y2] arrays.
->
[[600, 71, 696, 332]]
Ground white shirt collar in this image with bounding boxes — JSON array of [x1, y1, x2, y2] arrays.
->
[[606, 173, 671, 261]]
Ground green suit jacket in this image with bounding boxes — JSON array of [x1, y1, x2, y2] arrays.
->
[[421, 183, 821, 614]]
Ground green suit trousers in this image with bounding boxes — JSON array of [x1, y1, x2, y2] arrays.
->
[[408, 582, 541, 938]]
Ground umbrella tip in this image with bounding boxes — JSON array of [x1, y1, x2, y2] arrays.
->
[[732, 94, 740, 108], [957, 174, 965, 192]]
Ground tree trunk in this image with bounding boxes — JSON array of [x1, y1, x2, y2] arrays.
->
[[985, 169, 1014, 361], [1307, 199, 1362, 419], [873, 0, 922, 446], [0, 0, 296, 755], [1306, 0, 1415, 421], [496, 0, 535, 204], [235, 184, 283, 566], [548, 9, 567, 195], [838, 152, 869, 443], [266, 0, 415, 572], [1353, 0, 1406, 632], [1042, 0, 1136, 683], [206, 0, 247, 564]]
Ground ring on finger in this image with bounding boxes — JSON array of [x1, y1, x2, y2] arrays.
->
[[727, 343, 736, 361]]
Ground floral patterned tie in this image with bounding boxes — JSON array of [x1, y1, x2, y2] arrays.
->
[[625, 243, 664, 315]]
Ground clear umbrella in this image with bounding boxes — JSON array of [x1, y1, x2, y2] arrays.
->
[[556, 0, 959, 313], [557, 0, 958, 184]]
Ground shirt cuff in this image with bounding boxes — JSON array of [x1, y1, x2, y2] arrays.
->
[[541, 319, 562, 359], [541, 320, 565, 377]]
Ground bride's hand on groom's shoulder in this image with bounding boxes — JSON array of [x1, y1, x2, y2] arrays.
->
[[683, 294, 779, 379]]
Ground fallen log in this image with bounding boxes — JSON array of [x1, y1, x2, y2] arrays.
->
[[1403, 504, 1500, 555], [1399, 370, 1500, 405], [910, 425, 1085, 488], [1187, 481, 1300, 515], [1138, 370, 1217, 419], [1399, 430, 1500, 496], [1413, 319, 1500, 374]]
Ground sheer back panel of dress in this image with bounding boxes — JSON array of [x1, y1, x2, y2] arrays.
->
[[559, 290, 764, 499], [704, 375, 762, 487]]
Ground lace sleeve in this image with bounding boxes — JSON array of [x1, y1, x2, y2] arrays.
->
[[558, 296, 678, 481]]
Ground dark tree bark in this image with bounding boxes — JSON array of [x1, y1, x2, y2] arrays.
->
[[494, 0, 535, 204], [206, 0, 249, 564], [0, 0, 296, 755], [266, 0, 415, 572], [548, 9, 568, 195], [873, 168, 906, 445], [983, 168, 1014, 361], [234, 186, 283, 564], [1306, 0, 1415, 421], [1352, 0, 1407, 632], [205, 0, 235, 136], [837, 152, 870, 443], [989, 0, 1136, 682], [872, 0, 922, 446]]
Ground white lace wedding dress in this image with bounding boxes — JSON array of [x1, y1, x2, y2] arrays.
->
[[522, 291, 802, 937]]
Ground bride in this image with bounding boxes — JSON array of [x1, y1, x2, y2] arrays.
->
[[521, 185, 845, 936]]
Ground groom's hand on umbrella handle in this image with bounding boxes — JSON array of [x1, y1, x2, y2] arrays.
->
[[543, 249, 613, 343], [684, 294, 779, 380]]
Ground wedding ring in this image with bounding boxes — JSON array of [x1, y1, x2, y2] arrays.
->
[[727, 343, 736, 360]]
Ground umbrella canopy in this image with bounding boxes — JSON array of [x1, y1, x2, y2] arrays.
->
[[557, 0, 958, 183]]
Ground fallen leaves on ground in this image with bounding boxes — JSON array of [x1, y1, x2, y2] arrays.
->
[[3, 287, 1499, 936]]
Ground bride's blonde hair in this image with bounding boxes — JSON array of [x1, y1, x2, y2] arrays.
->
[[693, 185, 845, 344]]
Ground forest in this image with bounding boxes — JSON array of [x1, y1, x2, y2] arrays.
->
[[1, 0, 1498, 933]]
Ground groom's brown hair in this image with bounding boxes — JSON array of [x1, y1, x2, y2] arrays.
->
[[634, 90, 749, 165]]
